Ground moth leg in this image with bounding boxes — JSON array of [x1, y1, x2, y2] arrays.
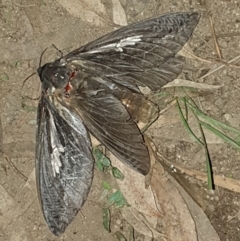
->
[[144, 135, 159, 188]]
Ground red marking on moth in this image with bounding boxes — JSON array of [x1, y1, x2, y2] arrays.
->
[[64, 69, 76, 97], [69, 69, 77, 79], [64, 83, 72, 92]]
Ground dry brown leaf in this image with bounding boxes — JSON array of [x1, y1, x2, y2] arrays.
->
[[148, 141, 198, 240], [178, 43, 212, 63], [151, 163, 198, 241], [178, 43, 195, 59], [0, 184, 14, 215], [121, 207, 164, 239], [161, 155, 240, 194], [112, 0, 127, 26], [168, 175, 221, 241], [0, 170, 37, 229], [4, 219, 29, 241], [110, 145, 199, 241], [162, 78, 223, 90], [109, 153, 162, 228], [56, 0, 106, 26]]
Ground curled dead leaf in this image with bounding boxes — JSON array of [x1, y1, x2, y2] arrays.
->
[[56, 0, 107, 26], [162, 78, 223, 90], [178, 43, 212, 63], [112, 0, 128, 26], [109, 153, 162, 224], [121, 207, 164, 239], [109, 140, 200, 241]]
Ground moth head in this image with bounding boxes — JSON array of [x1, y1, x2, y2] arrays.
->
[[37, 60, 70, 92]]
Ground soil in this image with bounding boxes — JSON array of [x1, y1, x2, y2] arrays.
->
[[1, 0, 240, 240]]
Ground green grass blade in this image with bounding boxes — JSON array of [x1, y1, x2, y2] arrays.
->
[[196, 119, 214, 190], [176, 99, 204, 146], [179, 97, 214, 189], [185, 99, 240, 135], [199, 121, 240, 150], [115, 231, 127, 241]]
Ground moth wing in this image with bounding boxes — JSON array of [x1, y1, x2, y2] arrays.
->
[[70, 77, 150, 175], [66, 12, 200, 91], [36, 95, 94, 236]]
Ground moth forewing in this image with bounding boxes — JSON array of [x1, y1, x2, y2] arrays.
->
[[35, 94, 94, 235]]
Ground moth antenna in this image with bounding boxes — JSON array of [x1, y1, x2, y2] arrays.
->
[[52, 44, 63, 58], [22, 72, 36, 89], [21, 47, 48, 97], [22, 47, 48, 89], [21, 72, 40, 101], [39, 47, 48, 67], [22, 94, 41, 101]]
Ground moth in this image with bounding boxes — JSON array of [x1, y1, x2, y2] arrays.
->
[[36, 12, 200, 235]]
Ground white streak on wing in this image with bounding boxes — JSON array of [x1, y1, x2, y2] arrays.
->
[[49, 111, 64, 177], [51, 146, 64, 174], [87, 35, 143, 54], [162, 34, 174, 40], [57, 104, 88, 139]]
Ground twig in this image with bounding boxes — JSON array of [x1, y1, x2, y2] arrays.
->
[[4, 154, 28, 181], [212, 58, 240, 69], [200, 54, 240, 79], [17, 112, 30, 127], [208, 14, 222, 59], [15, 3, 35, 7], [159, 100, 176, 115], [215, 32, 240, 38], [194, 31, 216, 53]]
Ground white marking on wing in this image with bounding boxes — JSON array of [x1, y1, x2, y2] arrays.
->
[[87, 35, 143, 53], [49, 111, 65, 177], [51, 145, 64, 175]]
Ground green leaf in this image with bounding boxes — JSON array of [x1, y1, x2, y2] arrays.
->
[[93, 147, 102, 159], [0, 73, 9, 81], [115, 231, 127, 241], [108, 190, 129, 208], [102, 208, 111, 232], [101, 156, 111, 167], [128, 226, 135, 241], [112, 167, 124, 180], [99, 189, 109, 201], [102, 181, 112, 190], [96, 159, 104, 172], [93, 148, 111, 168], [15, 61, 21, 67]]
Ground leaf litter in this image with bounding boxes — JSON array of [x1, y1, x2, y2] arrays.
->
[[109, 137, 222, 240], [56, 0, 107, 26]]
